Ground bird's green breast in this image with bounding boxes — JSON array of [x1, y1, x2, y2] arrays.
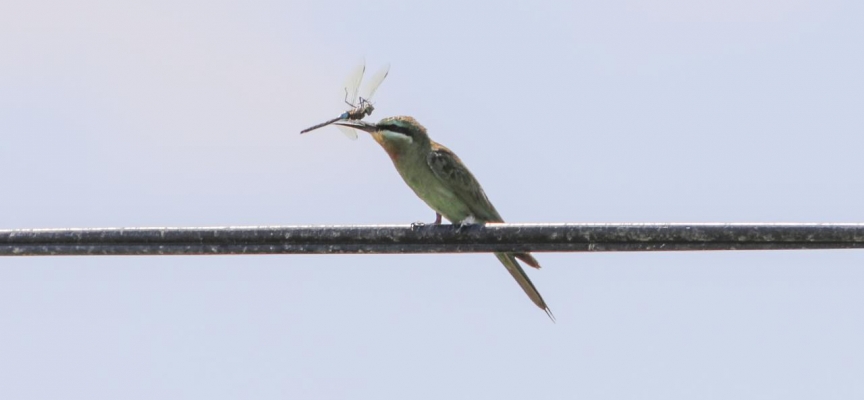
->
[[391, 152, 473, 223]]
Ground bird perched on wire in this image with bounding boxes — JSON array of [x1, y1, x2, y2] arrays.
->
[[331, 116, 553, 320]]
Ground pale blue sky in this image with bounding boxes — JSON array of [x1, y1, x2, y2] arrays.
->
[[2, 0, 863, 398]]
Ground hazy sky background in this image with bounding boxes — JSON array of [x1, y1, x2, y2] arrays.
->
[[2, 0, 863, 398]]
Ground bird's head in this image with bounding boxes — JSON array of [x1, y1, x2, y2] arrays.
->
[[335, 116, 429, 157]]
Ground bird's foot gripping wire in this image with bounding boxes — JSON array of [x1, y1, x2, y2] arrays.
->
[[411, 213, 443, 231], [455, 215, 481, 233]]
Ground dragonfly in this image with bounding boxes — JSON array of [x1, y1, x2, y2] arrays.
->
[[300, 61, 390, 139]]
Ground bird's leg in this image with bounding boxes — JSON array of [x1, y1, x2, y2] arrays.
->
[[411, 213, 443, 231], [455, 215, 481, 233]]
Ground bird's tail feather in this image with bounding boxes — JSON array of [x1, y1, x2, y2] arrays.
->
[[494, 253, 554, 321], [514, 253, 541, 269]]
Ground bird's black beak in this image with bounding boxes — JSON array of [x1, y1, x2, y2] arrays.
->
[[333, 120, 377, 133]]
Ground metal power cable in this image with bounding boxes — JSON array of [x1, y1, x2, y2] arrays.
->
[[2, 223, 863, 256]]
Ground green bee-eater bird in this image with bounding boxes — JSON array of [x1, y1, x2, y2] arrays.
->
[[332, 116, 553, 320]]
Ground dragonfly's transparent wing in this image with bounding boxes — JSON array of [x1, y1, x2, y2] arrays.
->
[[342, 60, 366, 107], [336, 125, 359, 140], [360, 63, 390, 102]]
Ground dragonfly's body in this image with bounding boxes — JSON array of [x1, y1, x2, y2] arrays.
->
[[300, 100, 374, 134], [301, 62, 389, 138]]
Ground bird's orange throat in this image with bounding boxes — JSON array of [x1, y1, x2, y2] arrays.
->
[[371, 131, 402, 162]]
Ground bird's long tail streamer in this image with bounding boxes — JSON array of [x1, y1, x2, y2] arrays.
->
[[494, 253, 555, 322]]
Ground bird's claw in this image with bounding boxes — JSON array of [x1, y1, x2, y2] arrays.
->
[[413, 213, 443, 231], [454, 215, 482, 233], [455, 221, 477, 233]]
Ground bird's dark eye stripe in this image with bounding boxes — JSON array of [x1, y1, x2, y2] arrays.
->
[[380, 124, 414, 137]]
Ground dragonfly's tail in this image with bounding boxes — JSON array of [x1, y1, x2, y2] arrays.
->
[[300, 116, 342, 134]]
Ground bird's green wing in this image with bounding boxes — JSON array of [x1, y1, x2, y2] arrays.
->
[[426, 143, 503, 222], [426, 143, 543, 268]]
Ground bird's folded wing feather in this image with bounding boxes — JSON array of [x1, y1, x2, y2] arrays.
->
[[427, 144, 542, 269]]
